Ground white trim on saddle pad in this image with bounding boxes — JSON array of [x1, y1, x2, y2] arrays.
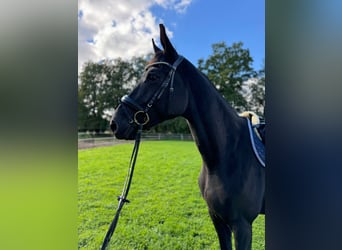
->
[[246, 118, 265, 167], [240, 111, 265, 168], [239, 111, 263, 141]]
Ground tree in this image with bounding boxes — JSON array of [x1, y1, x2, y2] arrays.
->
[[78, 54, 191, 134], [78, 45, 264, 134], [250, 65, 265, 116], [198, 42, 256, 112], [78, 58, 139, 133], [78, 86, 90, 132], [149, 117, 190, 134]]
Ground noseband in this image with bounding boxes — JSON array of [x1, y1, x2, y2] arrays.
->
[[120, 56, 184, 126]]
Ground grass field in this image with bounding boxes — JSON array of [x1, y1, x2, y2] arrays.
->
[[78, 141, 265, 249]]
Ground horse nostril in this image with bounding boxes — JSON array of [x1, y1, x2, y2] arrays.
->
[[110, 121, 118, 133]]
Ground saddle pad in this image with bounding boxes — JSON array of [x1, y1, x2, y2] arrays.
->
[[246, 118, 265, 167]]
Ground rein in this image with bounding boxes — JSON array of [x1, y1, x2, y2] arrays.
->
[[101, 56, 184, 249], [100, 124, 143, 250]]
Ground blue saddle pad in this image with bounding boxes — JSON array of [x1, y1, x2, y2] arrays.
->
[[246, 118, 265, 167]]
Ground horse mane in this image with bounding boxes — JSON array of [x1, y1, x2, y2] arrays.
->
[[147, 51, 164, 65], [186, 60, 240, 119], [148, 51, 176, 65]]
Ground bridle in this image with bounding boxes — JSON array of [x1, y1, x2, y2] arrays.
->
[[120, 55, 184, 126], [101, 56, 184, 250]]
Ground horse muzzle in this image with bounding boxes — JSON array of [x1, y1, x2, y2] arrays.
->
[[110, 112, 138, 140], [110, 120, 119, 134]]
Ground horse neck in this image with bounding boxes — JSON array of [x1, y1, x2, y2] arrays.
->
[[183, 66, 243, 167]]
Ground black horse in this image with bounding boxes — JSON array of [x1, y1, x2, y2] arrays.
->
[[110, 24, 265, 250]]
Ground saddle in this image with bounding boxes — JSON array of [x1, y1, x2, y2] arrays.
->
[[239, 111, 265, 144], [239, 111, 265, 167]]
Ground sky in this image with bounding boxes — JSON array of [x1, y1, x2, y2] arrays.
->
[[78, 0, 264, 74]]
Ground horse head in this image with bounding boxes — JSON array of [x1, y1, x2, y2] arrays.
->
[[110, 24, 189, 139]]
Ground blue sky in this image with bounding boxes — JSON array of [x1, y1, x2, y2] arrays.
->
[[78, 0, 264, 72], [152, 0, 265, 70]]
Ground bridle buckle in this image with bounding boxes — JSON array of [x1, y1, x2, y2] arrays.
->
[[133, 111, 150, 126]]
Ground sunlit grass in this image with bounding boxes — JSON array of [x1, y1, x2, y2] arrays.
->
[[78, 141, 264, 249]]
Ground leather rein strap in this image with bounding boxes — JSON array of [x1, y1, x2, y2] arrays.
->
[[101, 125, 143, 250], [101, 56, 184, 249]]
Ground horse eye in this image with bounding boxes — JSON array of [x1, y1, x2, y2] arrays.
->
[[147, 74, 159, 81]]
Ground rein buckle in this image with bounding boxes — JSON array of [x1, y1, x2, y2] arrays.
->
[[134, 111, 150, 126]]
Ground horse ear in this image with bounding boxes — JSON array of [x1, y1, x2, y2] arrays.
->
[[159, 24, 178, 59], [152, 39, 162, 54]]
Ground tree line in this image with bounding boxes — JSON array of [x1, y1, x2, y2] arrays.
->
[[78, 41, 265, 134]]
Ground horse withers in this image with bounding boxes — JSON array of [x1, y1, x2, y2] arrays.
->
[[110, 24, 265, 250]]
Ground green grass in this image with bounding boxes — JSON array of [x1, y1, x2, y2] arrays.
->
[[78, 141, 265, 249]]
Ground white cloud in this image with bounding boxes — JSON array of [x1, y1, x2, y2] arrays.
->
[[154, 0, 192, 13], [78, 0, 192, 74]]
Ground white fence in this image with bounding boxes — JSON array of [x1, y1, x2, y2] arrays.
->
[[78, 133, 193, 149]]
